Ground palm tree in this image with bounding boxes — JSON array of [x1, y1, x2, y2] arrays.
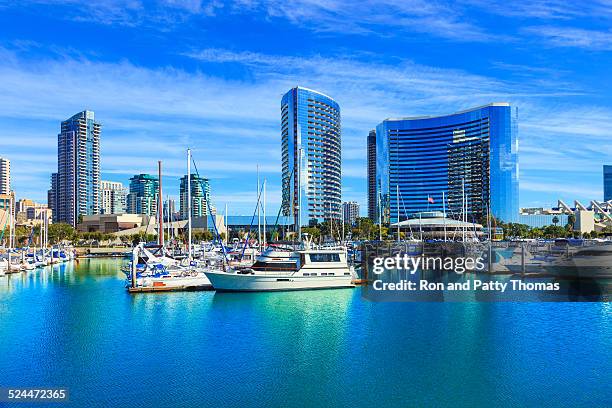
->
[[567, 214, 576, 230], [552, 216, 559, 226]]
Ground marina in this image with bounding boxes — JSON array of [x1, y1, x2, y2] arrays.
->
[[1, 2, 612, 407], [1, 257, 611, 407]]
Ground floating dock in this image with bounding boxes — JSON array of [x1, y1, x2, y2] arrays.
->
[[128, 284, 213, 293]]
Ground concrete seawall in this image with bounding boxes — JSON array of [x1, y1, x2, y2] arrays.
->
[[76, 247, 130, 257]]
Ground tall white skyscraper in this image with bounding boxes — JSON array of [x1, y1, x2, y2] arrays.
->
[[52, 110, 101, 226], [0, 157, 10, 194]]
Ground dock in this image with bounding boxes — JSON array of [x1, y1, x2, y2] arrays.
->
[[352, 279, 368, 285], [128, 284, 213, 293]]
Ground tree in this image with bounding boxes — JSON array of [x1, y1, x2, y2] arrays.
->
[[355, 217, 375, 240], [48, 223, 77, 244], [301, 226, 321, 240], [552, 216, 559, 226], [567, 214, 576, 231], [543, 225, 567, 238]]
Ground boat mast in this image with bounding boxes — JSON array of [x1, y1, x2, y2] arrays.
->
[[419, 211, 423, 241], [396, 184, 400, 242], [341, 204, 345, 244], [462, 178, 466, 242], [166, 194, 170, 245], [329, 202, 333, 242], [257, 164, 261, 251], [225, 203, 228, 245], [158, 160, 163, 248], [297, 148, 302, 242], [378, 190, 382, 241], [263, 178, 266, 249], [443, 191, 447, 242], [8, 195, 12, 268], [187, 148, 192, 259]]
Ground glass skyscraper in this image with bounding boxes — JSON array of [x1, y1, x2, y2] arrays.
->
[[54, 110, 101, 226], [281, 86, 341, 227], [604, 165, 612, 201], [367, 130, 377, 221], [372, 103, 518, 224], [179, 174, 210, 219], [127, 174, 158, 216]]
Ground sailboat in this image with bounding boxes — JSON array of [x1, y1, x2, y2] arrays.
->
[[126, 153, 212, 291]]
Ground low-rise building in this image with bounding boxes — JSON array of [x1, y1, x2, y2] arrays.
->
[[111, 214, 227, 238], [520, 200, 612, 233], [78, 214, 148, 233], [391, 211, 484, 240]]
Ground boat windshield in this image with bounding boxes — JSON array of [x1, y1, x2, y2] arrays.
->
[[308, 253, 341, 262], [251, 261, 298, 271]]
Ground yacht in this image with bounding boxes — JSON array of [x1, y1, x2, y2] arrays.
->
[[204, 245, 357, 292]]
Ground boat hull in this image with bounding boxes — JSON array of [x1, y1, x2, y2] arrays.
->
[[204, 270, 354, 292], [139, 273, 212, 289]]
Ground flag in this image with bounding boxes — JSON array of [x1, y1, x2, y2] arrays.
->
[[427, 195, 435, 204]]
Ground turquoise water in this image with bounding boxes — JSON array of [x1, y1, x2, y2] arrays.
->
[[1, 258, 611, 407]]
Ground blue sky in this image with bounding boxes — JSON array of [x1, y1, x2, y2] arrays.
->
[[0, 0, 611, 215]]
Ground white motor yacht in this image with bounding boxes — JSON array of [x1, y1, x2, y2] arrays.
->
[[204, 244, 356, 292]]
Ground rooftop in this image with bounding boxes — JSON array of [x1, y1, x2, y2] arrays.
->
[[383, 102, 510, 122]]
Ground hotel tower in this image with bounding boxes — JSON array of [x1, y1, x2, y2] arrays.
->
[[281, 87, 342, 227], [370, 103, 519, 224]]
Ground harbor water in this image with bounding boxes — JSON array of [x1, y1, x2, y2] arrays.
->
[[1, 258, 611, 407]]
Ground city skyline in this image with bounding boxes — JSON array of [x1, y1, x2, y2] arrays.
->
[[1, 1, 612, 215]]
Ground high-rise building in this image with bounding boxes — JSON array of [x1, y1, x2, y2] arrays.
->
[[604, 165, 612, 202], [342, 201, 360, 225], [126, 174, 158, 216], [100, 180, 126, 214], [48, 172, 58, 222], [0, 157, 10, 194], [53, 111, 101, 226], [163, 198, 177, 221], [281, 86, 342, 227], [180, 174, 210, 220], [372, 103, 519, 223], [367, 130, 377, 221]]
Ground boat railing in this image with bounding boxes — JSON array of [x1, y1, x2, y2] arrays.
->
[[235, 268, 298, 276]]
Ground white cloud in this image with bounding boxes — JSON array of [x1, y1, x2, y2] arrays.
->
[[0, 43, 608, 211], [523, 26, 612, 51]]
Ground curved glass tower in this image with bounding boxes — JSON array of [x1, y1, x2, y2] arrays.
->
[[373, 103, 518, 224], [281, 87, 341, 227]]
